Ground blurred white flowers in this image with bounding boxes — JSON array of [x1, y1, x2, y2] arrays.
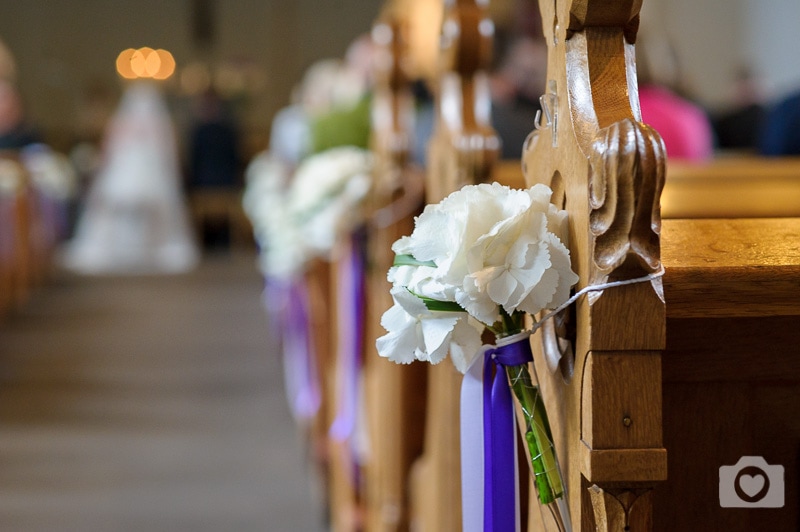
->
[[377, 182, 579, 373], [243, 146, 373, 278], [20, 144, 78, 201]]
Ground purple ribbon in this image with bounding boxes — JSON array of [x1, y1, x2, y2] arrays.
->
[[273, 276, 321, 422], [482, 338, 532, 532], [329, 229, 366, 445]]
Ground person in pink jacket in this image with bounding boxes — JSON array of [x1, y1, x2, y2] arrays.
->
[[636, 29, 715, 161]]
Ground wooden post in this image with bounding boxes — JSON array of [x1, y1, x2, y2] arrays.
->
[[410, 0, 499, 530], [522, 0, 667, 529], [0, 158, 26, 317], [363, 10, 428, 531]]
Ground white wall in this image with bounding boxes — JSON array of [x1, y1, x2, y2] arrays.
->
[[741, 0, 800, 101], [644, 0, 800, 110]]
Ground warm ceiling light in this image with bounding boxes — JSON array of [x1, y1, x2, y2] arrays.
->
[[153, 49, 175, 80], [130, 47, 156, 77], [117, 47, 176, 80], [116, 48, 138, 79], [144, 48, 161, 77]]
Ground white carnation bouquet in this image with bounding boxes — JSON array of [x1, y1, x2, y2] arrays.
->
[[376, 181, 578, 530]]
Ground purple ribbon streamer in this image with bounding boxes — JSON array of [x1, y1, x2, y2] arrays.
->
[[288, 278, 322, 420], [273, 276, 321, 421], [483, 338, 533, 532], [329, 229, 366, 445]]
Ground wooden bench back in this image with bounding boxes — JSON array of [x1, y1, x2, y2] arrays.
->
[[410, 1, 499, 530], [363, 9, 428, 531], [521, 0, 667, 529]]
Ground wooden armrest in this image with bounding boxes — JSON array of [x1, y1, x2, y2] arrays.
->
[[662, 218, 800, 318]]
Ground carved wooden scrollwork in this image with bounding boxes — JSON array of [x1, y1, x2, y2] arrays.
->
[[589, 118, 665, 284], [522, 0, 667, 530]]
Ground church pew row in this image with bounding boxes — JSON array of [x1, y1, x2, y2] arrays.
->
[[322, 0, 800, 529]]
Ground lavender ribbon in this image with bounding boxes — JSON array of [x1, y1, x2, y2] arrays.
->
[[277, 276, 321, 421], [329, 229, 366, 444], [483, 338, 532, 532]]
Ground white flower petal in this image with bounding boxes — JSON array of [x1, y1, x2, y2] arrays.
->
[[544, 234, 580, 307], [376, 329, 418, 364], [391, 235, 414, 255], [517, 267, 559, 315], [448, 316, 485, 373], [376, 304, 420, 364], [457, 279, 500, 325], [390, 286, 430, 317], [420, 314, 460, 364]]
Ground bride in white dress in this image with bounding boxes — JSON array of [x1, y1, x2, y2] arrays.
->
[[64, 82, 199, 274]]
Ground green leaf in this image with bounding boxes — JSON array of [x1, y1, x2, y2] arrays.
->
[[393, 254, 436, 268], [420, 298, 466, 313], [405, 288, 465, 313]]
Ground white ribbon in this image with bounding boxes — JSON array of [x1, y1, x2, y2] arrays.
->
[[461, 347, 486, 532]]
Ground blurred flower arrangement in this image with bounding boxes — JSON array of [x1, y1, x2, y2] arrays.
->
[[243, 145, 373, 279], [376, 181, 578, 530]]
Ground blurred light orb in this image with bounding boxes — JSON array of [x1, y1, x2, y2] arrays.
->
[[117, 48, 175, 80]]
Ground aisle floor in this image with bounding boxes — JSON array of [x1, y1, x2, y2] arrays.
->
[[0, 253, 325, 531]]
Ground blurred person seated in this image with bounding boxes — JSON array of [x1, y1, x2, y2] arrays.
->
[[187, 89, 242, 189], [636, 28, 714, 161], [712, 66, 767, 152], [758, 88, 800, 156], [0, 80, 40, 150], [186, 89, 243, 250], [490, 35, 547, 159]]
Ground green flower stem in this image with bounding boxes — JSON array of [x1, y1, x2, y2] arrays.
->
[[505, 363, 564, 506]]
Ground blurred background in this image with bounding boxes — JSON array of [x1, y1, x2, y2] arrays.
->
[[0, 0, 797, 160], [0, 0, 798, 531]]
